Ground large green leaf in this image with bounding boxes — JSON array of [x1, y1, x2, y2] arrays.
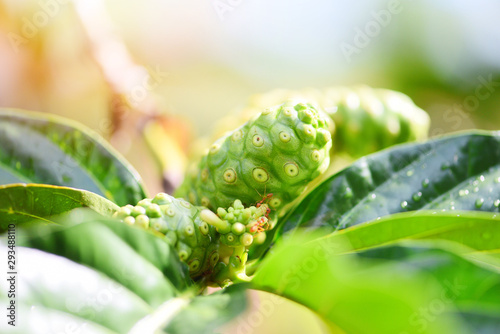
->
[[325, 210, 500, 253], [0, 210, 246, 333], [164, 284, 248, 334], [0, 109, 146, 205], [0, 184, 119, 232], [353, 242, 500, 334], [252, 235, 500, 334], [281, 131, 500, 235]]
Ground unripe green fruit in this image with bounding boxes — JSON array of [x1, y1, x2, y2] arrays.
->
[[320, 86, 430, 157], [116, 192, 219, 278], [131, 206, 146, 217], [175, 102, 332, 212], [135, 214, 150, 229], [115, 194, 271, 284], [146, 204, 162, 218], [200, 199, 270, 247], [196, 86, 429, 162]]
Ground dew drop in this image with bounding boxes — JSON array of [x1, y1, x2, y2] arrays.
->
[[459, 189, 469, 197], [479, 175, 485, 182], [441, 163, 450, 170], [496, 177, 500, 184], [494, 199, 500, 208], [401, 201, 408, 209], [406, 169, 414, 177], [344, 187, 353, 199], [369, 193, 377, 200], [475, 198, 484, 209], [412, 192, 422, 202], [422, 179, 430, 188], [473, 187, 479, 193]]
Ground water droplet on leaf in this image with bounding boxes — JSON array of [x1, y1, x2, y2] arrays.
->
[[475, 198, 484, 209], [344, 187, 353, 199]]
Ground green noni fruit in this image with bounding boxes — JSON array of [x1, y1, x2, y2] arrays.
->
[[320, 86, 430, 157], [198, 85, 429, 160], [175, 102, 332, 214], [202, 199, 270, 248], [114, 193, 270, 283], [114, 192, 219, 278]]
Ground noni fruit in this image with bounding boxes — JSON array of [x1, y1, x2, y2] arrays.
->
[[175, 102, 332, 215]]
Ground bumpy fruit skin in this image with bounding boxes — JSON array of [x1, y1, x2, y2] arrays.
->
[[320, 86, 430, 157], [201, 85, 429, 159], [214, 199, 270, 247], [175, 102, 332, 213], [199, 199, 271, 285], [113, 192, 219, 279], [114, 194, 270, 284]]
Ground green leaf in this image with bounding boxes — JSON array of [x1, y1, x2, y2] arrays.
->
[[281, 131, 500, 235], [1, 210, 247, 333], [325, 210, 500, 253], [0, 184, 119, 233], [252, 235, 500, 334], [0, 109, 147, 205], [354, 241, 500, 334], [16, 211, 189, 306], [1, 246, 151, 334], [164, 284, 248, 334]]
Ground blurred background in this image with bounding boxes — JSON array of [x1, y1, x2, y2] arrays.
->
[[1, 0, 500, 332]]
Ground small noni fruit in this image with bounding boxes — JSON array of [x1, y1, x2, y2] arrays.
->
[[113, 192, 219, 278], [114, 193, 270, 283], [320, 86, 430, 157], [197, 85, 429, 160], [175, 102, 332, 214]]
